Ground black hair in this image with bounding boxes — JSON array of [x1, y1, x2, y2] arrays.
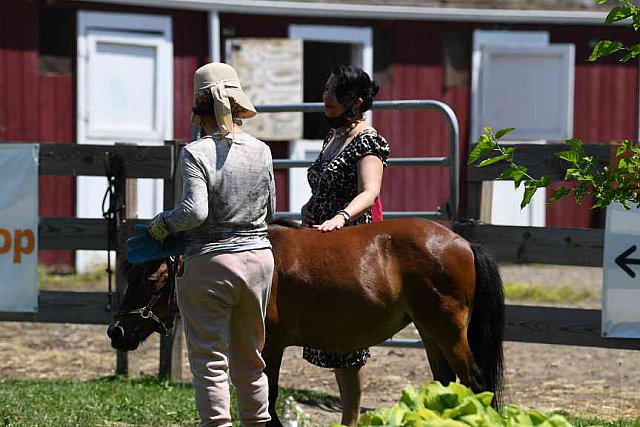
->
[[331, 64, 380, 115]]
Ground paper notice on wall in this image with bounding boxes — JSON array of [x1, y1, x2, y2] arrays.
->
[[602, 203, 640, 338], [227, 38, 303, 141], [0, 144, 39, 312]]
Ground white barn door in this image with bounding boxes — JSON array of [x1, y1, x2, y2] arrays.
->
[[287, 25, 373, 213], [77, 11, 173, 272], [472, 31, 575, 227]]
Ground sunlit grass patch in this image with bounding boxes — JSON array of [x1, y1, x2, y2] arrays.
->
[[504, 282, 600, 304], [0, 375, 334, 427], [38, 265, 108, 291]]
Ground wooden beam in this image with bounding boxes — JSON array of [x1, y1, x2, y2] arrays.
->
[[0, 291, 113, 324], [3, 293, 639, 351], [39, 217, 147, 250], [455, 223, 603, 266], [506, 305, 640, 350], [467, 143, 612, 182], [38, 143, 174, 179]]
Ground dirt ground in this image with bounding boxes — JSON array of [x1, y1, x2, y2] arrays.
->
[[1, 265, 639, 425]]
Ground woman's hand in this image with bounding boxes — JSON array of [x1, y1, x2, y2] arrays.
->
[[301, 201, 316, 227], [314, 214, 347, 232]]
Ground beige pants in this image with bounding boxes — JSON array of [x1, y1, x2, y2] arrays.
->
[[176, 249, 274, 427]]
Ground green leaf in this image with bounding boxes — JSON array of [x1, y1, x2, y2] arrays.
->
[[386, 403, 409, 425], [494, 127, 516, 140], [474, 392, 494, 407], [598, 0, 608, 3], [620, 44, 640, 61], [521, 180, 547, 209], [564, 138, 583, 151], [497, 166, 527, 187], [400, 386, 421, 411], [468, 135, 497, 165], [483, 126, 493, 134], [549, 187, 570, 204], [477, 153, 508, 167], [605, 6, 635, 25], [589, 40, 624, 61], [557, 150, 581, 164]]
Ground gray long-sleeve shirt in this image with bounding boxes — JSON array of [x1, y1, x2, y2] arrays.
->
[[159, 132, 275, 259]]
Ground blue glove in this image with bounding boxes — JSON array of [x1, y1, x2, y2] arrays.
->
[[148, 213, 170, 241]]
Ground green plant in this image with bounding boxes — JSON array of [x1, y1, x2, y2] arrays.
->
[[468, 128, 640, 209], [336, 381, 574, 427], [468, 0, 640, 210]]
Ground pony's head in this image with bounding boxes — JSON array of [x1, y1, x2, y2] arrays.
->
[[107, 257, 180, 351]]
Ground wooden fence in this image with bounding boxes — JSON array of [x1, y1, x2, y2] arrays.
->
[[459, 142, 640, 351], [0, 140, 637, 383], [0, 141, 182, 377]]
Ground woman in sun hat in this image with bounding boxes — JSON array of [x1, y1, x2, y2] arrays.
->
[[147, 62, 276, 427]]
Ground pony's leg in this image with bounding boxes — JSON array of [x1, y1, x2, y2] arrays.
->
[[412, 310, 484, 393], [263, 339, 284, 427], [422, 337, 456, 385]]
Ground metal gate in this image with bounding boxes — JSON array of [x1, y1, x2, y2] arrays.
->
[[259, 99, 460, 348]]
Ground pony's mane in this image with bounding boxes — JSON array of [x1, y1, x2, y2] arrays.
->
[[268, 218, 302, 228]]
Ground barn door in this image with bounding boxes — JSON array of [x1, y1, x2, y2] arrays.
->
[[287, 25, 373, 213], [77, 11, 172, 271], [472, 31, 575, 227]]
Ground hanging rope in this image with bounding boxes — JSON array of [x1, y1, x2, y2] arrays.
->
[[102, 152, 124, 311]]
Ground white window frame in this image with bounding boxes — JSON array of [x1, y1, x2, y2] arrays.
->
[[287, 24, 373, 212], [471, 30, 549, 142], [77, 11, 173, 145], [475, 44, 575, 142], [471, 30, 569, 228]]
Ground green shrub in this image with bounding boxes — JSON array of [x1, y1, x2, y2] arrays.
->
[[340, 381, 573, 427]]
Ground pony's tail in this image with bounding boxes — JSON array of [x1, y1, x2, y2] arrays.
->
[[468, 243, 505, 407]]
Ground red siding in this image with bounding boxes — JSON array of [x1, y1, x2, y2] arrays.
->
[[376, 22, 469, 215], [547, 26, 638, 228], [0, 3, 211, 268], [173, 10, 208, 141], [0, 2, 75, 267], [3, 4, 638, 271], [220, 15, 639, 227]]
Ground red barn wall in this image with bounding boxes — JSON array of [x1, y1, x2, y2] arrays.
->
[[0, 2, 75, 267], [0, 2, 209, 268], [222, 14, 638, 228], [2, 4, 637, 270]]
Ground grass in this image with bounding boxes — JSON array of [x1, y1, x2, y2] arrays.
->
[[503, 282, 600, 305], [0, 375, 333, 427], [38, 265, 108, 291], [0, 376, 637, 427], [558, 411, 640, 427]]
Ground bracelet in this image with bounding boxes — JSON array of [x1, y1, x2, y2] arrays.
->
[[337, 210, 351, 223]]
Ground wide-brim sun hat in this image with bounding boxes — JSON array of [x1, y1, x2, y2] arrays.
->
[[193, 62, 257, 119]]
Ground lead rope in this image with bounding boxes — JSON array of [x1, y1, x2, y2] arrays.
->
[[102, 153, 124, 311]]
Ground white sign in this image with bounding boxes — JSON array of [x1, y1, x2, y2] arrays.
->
[[602, 203, 640, 338], [227, 38, 303, 141], [0, 144, 39, 312]]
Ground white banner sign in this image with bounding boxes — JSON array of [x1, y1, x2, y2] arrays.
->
[[602, 203, 640, 338], [0, 144, 39, 312]]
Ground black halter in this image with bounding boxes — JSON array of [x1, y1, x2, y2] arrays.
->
[[112, 256, 178, 335]]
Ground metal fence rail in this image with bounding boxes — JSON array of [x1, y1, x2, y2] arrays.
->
[[258, 100, 460, 221], [258, 100, 460, 348]]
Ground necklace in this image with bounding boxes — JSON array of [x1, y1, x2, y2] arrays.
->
[[333, 121, 359, 140]]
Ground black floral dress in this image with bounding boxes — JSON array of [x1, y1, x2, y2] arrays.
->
[[302, 127, 390, 369]]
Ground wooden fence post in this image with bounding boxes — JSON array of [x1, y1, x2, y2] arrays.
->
[[114, 143, 141, 376], [159, 140, 184, 381], [109, 150, 129, 376]]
